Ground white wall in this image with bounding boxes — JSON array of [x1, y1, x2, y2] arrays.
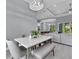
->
[[40, 15, 72, 45], [56, 15, 72, 32], [55, 15, 72, 45]]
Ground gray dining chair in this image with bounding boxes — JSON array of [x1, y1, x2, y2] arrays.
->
[[6, 40, 27, 59]]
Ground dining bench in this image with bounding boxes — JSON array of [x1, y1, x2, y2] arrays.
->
[[31, 42, 56, 59]]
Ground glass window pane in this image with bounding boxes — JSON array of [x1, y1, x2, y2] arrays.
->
[[63, 22, 72, 33], [50, 24, 56, 32], [59, 23, 63, 33]]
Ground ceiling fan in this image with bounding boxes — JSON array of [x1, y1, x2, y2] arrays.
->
[[24, 0, 44, 11]]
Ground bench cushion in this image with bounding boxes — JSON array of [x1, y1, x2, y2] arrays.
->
[[31, 43, 56, 59]]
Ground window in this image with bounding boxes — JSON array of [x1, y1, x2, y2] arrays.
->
[[59, 23, 63, 33], [63, 22, 72, 33], [58, 22, 72, 33], [50, 24, 56, 32]]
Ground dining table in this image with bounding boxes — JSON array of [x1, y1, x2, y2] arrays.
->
[[14, 35, 53, 59]]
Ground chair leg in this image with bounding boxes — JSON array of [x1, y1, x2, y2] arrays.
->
[[12, 57, 13, 59], [53, 49, 55, 56]]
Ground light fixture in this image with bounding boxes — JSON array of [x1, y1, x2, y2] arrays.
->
[[29, 0, 44, 11], [24, 0, 44, 11]]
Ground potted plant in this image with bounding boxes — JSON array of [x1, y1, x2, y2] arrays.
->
[[31, 30, 39, 38]]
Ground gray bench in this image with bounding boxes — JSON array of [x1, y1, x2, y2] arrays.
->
[[31, 43, 56, 59]]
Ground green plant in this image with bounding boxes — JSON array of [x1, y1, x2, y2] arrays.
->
[[31, 31, 39, 36]]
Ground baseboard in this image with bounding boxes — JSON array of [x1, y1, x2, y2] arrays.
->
[[52, 41, 72, 47]]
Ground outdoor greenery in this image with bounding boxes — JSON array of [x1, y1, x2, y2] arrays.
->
[[63, 23, 72, 33], [50, 24, 56, 32]]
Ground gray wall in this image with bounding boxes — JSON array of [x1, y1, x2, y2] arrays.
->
[[6, 15, 37, 40], [6, 0, 37, 40]]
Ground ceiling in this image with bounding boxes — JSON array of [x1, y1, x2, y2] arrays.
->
[[6, 0, 72, 19]]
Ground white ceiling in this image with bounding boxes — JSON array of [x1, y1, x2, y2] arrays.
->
[[44, 0, 72, 14], [6, 0, 72, 19]]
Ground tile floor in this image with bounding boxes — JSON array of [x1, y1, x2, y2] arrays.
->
[[6, 43, 72, 59]]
